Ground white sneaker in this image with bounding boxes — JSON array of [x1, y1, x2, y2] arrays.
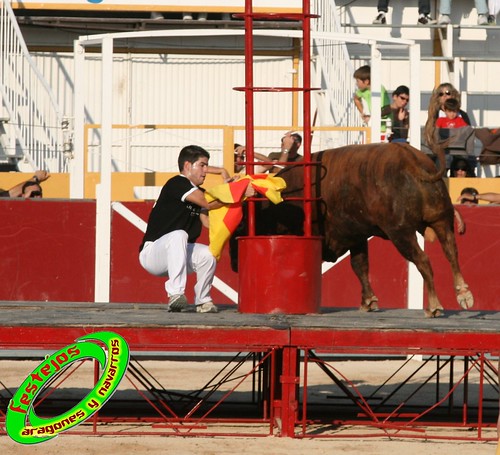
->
[[417, 14, 436, 25], [477, 14, 488, 25], [167, 294, 188, 312], [196, 302, 219, 313], [372, 12, 386, 24], [182, 12, 193, 20], [438, 14, 451, 25]]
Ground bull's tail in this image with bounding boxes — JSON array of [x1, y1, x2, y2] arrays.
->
[[422, 121, 450, 182], [426, 141, 448, 182]]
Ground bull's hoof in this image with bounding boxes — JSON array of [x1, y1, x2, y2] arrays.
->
[[424, 307, 444, 318], [457, 286, 474, 310], [360, 298, 379, 312]]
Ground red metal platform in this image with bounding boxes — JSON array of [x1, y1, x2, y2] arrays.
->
[[0, 303, 498, 440]]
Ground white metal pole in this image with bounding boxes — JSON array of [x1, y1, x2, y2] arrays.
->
[[71, 40, 85, 199], [408, 42, 424, 310], [94, 36, 113, 303], [407, 233, 425, 310], [370, 43, 381, 144], [409, 43, 421, 149]]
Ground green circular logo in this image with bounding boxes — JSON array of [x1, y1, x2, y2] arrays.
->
[[6, 331, 129, 444]]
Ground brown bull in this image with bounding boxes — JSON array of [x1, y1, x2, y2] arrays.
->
[[266, 142, 473, 317]]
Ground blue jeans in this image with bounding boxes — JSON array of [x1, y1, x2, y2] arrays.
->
[[377, 0, 431, 15], [439, 0, 488, 15]]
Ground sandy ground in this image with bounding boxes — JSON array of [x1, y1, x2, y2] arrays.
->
[[1, 358, 498, 454]]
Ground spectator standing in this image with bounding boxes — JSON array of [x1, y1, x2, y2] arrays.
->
[[381, 85, 410, 143], [373, 0, 436, 25], [139, 145, 252, 313], [353, 65, 390, 131], [438, 0, 490, 25]]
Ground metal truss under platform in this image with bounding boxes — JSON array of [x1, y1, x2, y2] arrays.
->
[[0, 302, 498, 440]]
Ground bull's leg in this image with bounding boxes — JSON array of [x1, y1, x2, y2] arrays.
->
[[350, 241, 379, 312], [431, 220, 474, 310], [388, 231, 444, 318]]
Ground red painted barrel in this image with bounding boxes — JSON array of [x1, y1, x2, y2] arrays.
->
[[238, 236, 322, 314]]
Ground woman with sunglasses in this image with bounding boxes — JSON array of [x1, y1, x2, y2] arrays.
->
[[424, 83, 475, 175], [428, 83, 471, 126], [424, 83, 471, 147]]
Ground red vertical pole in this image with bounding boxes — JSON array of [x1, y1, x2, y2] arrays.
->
[[477, 352, 485, 439], [244, 0, 255, 236], [302, 0, 312, 237], [278, 345, 299, 437]]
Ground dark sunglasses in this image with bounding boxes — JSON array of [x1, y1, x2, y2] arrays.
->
[[398, 95, 409, 101], [438, 90, 452, 97], [30, 191, 42, 197]]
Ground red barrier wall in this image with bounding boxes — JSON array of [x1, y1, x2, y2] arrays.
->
[[1, 200, 498, 311], [0, 199, 95, 302]]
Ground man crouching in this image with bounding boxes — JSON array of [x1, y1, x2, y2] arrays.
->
[[139, 145, 238, 313]]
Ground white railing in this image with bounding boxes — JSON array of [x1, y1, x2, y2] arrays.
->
[[311, 0, 362, 147], [310, 0, 421, 148], [0, 0, 64, 172]]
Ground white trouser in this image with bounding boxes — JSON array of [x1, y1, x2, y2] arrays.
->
[[139, 230, 216, 305]]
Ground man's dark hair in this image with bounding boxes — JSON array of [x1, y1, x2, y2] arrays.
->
[[21, 181, 42, 196], [291, 133, 302, 145], [460, 187, 478, 196], [353, 65, 371, 81], [178, 145, 210, 171], [393, 85, 409, 97], [460, 187, 479, 204]]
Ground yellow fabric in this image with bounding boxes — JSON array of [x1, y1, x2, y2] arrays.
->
[[205, 175, 286, 260]]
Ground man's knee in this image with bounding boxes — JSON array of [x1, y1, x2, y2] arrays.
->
[[199, 246, 217, 268]]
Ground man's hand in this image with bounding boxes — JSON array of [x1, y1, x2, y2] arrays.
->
[[34, 170, 50, 182], [281, 131, 295, 150], [245, 182, 256, 198]]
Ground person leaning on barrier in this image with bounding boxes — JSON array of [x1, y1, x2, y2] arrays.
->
[[458, 191, 500, 204], [263, 131, 303, 174], [232, 132, 302, 174], [0, 170, 50, 198], [21, 181, 43, 198], [457, 187, 479, 205]]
